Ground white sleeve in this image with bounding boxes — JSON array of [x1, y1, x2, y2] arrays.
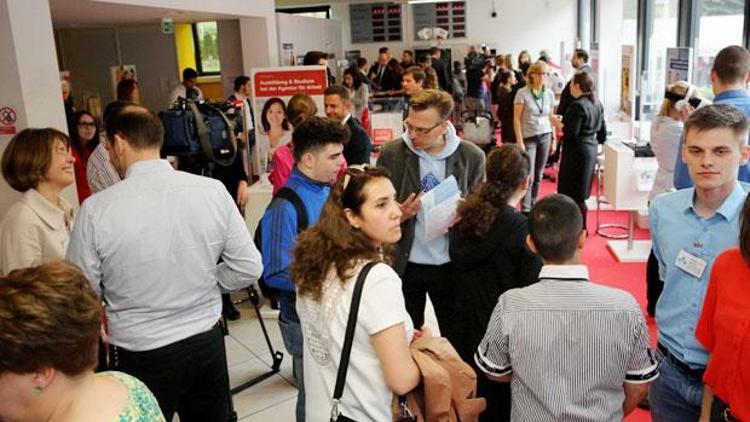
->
[[358, 263, 410, 335], [216, 188, 263, 291]]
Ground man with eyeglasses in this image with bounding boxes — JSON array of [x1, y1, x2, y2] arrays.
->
[[377, 89, 485, 341]]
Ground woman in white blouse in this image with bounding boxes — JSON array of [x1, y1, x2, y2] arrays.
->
[[649, 81, 698, 201], [291, 165, 423, 422], [0, 128, 75, 275]]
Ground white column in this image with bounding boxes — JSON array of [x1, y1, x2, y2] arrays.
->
[[0, 0, 77, 217], [240, 15, 280, 71]]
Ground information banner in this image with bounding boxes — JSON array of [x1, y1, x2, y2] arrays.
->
[[250, 66, 328, 179], [665, 47, 693, 85], [620, 45, 636, 118]]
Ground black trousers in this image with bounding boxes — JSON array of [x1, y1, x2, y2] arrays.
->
[[109, 324, 230, 422], [402, 262, 457, 341]]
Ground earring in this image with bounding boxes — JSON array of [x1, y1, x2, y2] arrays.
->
[[32, 386, 43, 395]]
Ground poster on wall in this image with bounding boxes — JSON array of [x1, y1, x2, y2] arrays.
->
[[250, 66, 328, 180], [620, 45, 636, 118], [665, 47, 693, 85], [281, 43, 295, 67], [110, 65, 138, 98]]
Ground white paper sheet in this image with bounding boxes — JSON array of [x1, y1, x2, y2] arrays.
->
[[420, 175, 461, 242]]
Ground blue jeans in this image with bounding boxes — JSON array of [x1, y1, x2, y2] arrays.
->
[[278, 292, 304, 422], [522, 133, 552, 212], [649, 350, 703, 422]]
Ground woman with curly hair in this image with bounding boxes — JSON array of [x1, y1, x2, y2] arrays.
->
[[291, 166, 423, 421], [0, 261, 164, 421], [449, 144, 542, 422]]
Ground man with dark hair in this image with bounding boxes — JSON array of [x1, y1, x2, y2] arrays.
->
[[675, 45, 750, 188], [648, 104, 750, 420], [557, 48, 592, 117], [401, 49, 415, 68], [476, 193, 658, 420], [67, 105, 263, 421], [303, 51, 335, 86], [169, 67, 204, 104], [430, 46, 452, 93], [258, 116, 348, 422], [324, 85, 372, 165], [377, 89, 485, 345]]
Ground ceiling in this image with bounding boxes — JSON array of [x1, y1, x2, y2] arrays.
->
[[50, 0, 237, 29]]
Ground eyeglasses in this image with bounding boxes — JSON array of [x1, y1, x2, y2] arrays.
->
[[77, 122, 97, 128], [403, 120, 443, 136]]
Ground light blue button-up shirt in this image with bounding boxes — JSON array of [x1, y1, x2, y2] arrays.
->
[[649, 181, 747, 367], [66, 160, 262, 351]]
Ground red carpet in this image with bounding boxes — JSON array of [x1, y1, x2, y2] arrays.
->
[[538, 177, 653, 422]]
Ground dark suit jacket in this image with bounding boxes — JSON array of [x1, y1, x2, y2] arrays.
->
[[377, 138, 485, 275], [431, 57, 452, 93], [343, 116, 372, 165], [557, 64, 592, 117]]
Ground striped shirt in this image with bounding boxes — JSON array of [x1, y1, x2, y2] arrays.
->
[[475, 265, 659, 421], [86, 141, 121, 194]]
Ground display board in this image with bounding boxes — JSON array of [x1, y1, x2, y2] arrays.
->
[[350, 3, 403, 43], [413, 1, 466, 40], [250, 66, 328, 179], [665, 47, 693, 85]]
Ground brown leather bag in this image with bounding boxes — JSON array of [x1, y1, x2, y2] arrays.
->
[[392, 336, 486, 421]]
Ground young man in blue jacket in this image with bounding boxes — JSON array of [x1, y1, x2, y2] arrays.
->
[[258, 117, 348, 422]]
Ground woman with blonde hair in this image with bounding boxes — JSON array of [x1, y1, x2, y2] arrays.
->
[[513, 61, 557, 213], [0, 261, 164, 421], [0, 129, 76, 275], [292, 166, 423, 421], [649, 81, 699, 201]]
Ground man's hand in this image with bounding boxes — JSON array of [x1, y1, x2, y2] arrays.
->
[[399, 192, 424, 222], [236, 180, 249, 210]]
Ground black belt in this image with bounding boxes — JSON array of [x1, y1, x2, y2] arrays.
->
[[657, 343, 705, 378]]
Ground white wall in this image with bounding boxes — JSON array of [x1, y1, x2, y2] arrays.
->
[[329, 0, 578, 68], [275, 12, 344, 65]]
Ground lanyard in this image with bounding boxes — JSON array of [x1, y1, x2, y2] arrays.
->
[[531, 88, 545, 115]]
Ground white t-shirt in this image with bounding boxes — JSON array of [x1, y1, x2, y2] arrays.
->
[[298, 261, 414, 422]]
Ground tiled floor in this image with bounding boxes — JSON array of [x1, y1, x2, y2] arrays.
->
[[223, 293, 440, 421]]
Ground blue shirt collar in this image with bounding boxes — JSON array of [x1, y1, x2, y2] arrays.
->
[[713, 89, 750, 102], [125, 159, 173, 178], [289, 167, 331, 191], [683, 181, 747, 221]]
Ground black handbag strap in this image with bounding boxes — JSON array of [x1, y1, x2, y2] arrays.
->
[[331, 261, 380, 410]]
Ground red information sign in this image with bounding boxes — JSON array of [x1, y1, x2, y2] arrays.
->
[[253, 68, 328, 97], [373, 128, 394, 145], [0, 106, 17, 135]]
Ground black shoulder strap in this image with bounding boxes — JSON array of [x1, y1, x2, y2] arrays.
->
[[332, 261, 380, 405], [274, 187, 308, 232]]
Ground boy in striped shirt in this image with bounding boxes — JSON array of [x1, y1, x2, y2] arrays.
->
[[475, 194, 658, 421]]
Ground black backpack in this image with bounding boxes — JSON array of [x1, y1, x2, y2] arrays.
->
[[254, 187, 309, 298]]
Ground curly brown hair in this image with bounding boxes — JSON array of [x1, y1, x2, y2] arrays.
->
[[0, 261, 101, 375], [291, 166, 394, 302], [454, 144, 529, 238]]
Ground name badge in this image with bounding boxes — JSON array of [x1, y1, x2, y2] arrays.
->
[[675, 249, 707, 279]]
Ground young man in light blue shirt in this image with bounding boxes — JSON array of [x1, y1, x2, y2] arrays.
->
[[674, 45, 750, 188], [649, 104, 750, 420]]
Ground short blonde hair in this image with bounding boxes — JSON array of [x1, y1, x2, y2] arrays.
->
[[409, 89, 454, 121], [526, 61, 549, 78], [1, 128, 70, 192]]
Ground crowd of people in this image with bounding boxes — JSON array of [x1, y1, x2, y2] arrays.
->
[[0, 42, 749, 422]]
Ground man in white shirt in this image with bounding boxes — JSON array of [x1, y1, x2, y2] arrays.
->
[[67, 105, 262, 421], [169, 67, 204, 105]]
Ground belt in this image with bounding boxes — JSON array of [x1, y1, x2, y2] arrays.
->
[[657, 343, 705, 378]]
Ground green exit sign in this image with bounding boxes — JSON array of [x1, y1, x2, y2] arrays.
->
[[161, 17, 175, 34]]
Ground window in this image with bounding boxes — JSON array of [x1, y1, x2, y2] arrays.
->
[[693, 0, 745, 99], [622, 0, 637, 46], [640, 0, 679, 121], [192, 22, 220, 75]]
